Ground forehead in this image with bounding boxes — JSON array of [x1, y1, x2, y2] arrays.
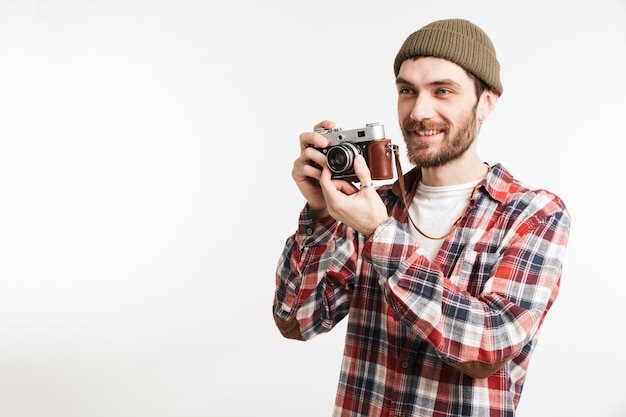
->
[[396, 56, 473, 86]]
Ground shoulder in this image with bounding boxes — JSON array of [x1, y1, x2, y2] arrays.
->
[[487, 163, 571, 229]]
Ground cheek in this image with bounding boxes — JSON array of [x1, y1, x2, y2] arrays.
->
[[397, 100, 413, 121]]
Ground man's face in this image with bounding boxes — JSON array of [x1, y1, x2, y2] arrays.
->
[[396, 57, 481, 168]]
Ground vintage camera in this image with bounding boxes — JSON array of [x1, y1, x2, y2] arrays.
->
[[315, 122, 394, 182]]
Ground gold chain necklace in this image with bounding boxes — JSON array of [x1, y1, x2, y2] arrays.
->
[[407, 165, 491, 240]]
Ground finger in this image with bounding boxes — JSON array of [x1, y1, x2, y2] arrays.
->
[[293, 158, 322, 182], [300, 129, 330, 151], [353, 155, 374, 190], [318, 160, 333, 189], [319, 163, 358, 196], [318, 164, 338, 196], [299, 131, 324, 151], [313, 120, 335, 131], [292, 148, 327, 185], [302, 146, 327, 167], [334, 180, 359, 196], [312, 120, 335, 148]]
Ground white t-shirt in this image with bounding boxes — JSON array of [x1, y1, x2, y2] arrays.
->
[[407, 180, 480, 261]]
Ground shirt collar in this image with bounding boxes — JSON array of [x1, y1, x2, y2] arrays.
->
[[391, 162, 513, 205]]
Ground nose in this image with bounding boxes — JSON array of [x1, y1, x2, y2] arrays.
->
[[409, 94, 435, 121]]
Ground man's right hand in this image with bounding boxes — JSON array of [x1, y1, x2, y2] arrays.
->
[[292, 120, 335, 220]]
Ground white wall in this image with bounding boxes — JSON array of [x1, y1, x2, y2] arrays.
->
[[0, 1, 624, 416]]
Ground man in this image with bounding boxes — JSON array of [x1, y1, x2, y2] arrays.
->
[[273, 18, 570, 417]]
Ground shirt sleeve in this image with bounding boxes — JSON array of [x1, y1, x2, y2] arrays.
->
[[273, 204, 360, 341], [364, 192, 571, 378]]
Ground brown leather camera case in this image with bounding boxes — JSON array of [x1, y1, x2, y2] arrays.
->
[[368, 139, 394, 180]]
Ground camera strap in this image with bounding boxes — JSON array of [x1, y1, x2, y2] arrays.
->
[[391, 142, 490, 240], [390, 143, 414, 225]]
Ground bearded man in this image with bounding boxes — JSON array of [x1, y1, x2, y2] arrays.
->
[[273, 18, 571, 417]]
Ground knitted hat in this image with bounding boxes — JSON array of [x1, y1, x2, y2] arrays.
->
[[393, 19, 503, 95]]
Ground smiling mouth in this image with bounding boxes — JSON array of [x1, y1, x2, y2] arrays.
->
[[404, 120, 448, 138], [415, 129, 442, 136], [415, 130, 440, 136]]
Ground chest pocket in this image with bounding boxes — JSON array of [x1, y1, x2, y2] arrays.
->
[[447, 249, 501, 296]]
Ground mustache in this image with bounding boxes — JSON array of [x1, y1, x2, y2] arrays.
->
[[403, 119, 449, 132]]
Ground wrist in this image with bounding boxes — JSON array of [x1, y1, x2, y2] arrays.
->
[[363, 216, 388, 237], [307, 204, 329, 222]]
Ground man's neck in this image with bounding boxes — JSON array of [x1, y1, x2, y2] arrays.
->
[[420, 155, 488, 187]]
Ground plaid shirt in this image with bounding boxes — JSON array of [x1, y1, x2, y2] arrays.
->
[[273, 163, 570, 417]]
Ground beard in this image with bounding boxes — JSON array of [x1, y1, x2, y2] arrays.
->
[[401, 103, 479, 168]]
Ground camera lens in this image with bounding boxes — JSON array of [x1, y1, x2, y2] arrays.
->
[[326, 143, 360, 174]]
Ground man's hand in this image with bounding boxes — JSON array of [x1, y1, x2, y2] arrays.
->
[[319, 153, 389, 236], [292, 120, 335, 220]]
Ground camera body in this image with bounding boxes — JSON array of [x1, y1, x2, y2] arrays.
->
[[315, 122, 394, 182]]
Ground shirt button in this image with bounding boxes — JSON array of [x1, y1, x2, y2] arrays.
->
[[401, 361, 409, 369], [305, 226, 314, 235]]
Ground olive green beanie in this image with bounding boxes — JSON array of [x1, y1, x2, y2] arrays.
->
[[394, 18, 503, 95]]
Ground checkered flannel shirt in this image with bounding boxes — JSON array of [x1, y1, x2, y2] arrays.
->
[[273, 163, 571, 417]]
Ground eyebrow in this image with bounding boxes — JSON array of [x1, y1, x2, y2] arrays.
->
[[395, 77, 463, 90]]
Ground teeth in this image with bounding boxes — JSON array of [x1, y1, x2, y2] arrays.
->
[[416, 130, 439, 136]]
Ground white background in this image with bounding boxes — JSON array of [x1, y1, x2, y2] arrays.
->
[[0, 1, 624, 416]]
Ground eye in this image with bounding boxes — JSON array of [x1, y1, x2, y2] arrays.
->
[[435, 88, 451, 95], [398, 87, 415, 95]]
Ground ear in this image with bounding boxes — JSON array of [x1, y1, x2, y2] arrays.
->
[[478, 89, 499, 122]]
